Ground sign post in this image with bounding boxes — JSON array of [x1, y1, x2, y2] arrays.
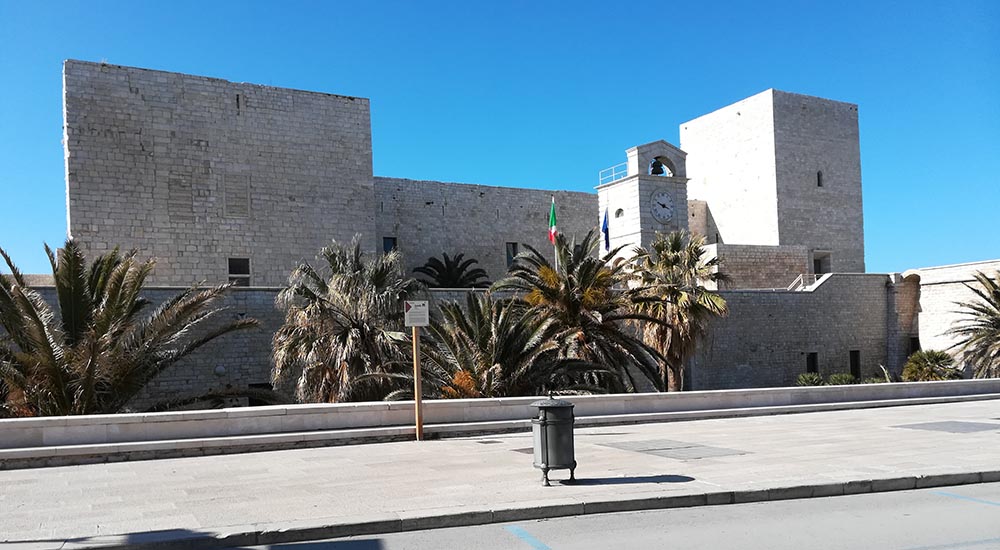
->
[[404, 301, 429, 441]]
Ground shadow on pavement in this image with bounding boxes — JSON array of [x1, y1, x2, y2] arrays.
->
[[560, 474, 695, 485], [268, 540, 384, 549]]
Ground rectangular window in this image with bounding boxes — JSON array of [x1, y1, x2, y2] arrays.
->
[[806, 352, 818, 374], [849, 350, 861, 379], [228, 257, 250, 287], [812, 251, 832, 274], [817, 170, 824, 187], [908, 337, 921, 355], [505, 242, 519, 267], [383, 237, 397, 254]]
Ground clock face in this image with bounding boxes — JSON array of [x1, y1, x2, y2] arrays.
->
[[650, 191, 674, 223]]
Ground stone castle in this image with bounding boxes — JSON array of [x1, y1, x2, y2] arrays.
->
[[55, 60, 998, 403]]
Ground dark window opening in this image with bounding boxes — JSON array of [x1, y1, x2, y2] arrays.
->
[[908, 337, 921, 355], [849, 350, 861, 379], [505, 242, 519, 267], [806, 352, 818, 373], [228, 257, 250, 286], [817, 171, 824, 187], [247, 382, 272, 407], [812, 251, 832, 274], [383, 237, 397, 254], [614, 208, 624, 219]]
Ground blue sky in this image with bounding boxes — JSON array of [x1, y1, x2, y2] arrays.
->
[[1, 1, 997, 275]]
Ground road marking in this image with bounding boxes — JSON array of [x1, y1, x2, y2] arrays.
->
[[504, 525, 551, 550], [932, 491, 1000, 507]]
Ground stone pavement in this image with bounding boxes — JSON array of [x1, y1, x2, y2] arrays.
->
[[3, 399, 1000, 549]]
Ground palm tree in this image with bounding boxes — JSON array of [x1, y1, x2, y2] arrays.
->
[[901, 350, 962, 382], [413, 253, 489, 288], [492, 230, 662, 392], [948, 270, 1000, 378], [0, 240, 257, 417], [629, 231, 728, 392], [272, 235, 421, 403], [412, 293, 609, 399]]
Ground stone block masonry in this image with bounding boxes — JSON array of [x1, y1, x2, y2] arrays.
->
[[905, 260, 1000, 370], [376, 177, 597, 282], [63, 60, 377, 287], [692, 274, 890, 389]]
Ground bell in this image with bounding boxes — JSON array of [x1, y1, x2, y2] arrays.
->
[[650, 159, 665, 175]]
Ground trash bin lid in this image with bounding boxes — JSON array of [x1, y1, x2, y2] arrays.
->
[[531, 396, 575, 409]]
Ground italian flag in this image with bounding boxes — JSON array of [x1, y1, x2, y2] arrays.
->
[[548, 196, 557, 243]]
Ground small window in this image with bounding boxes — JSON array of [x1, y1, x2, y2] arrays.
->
[[849, 350, 861, 379], [228, 257, 250, 287], [614, 208, 624, 219], [806, 352, 818, 373], [908, 337, 921, 355], [247, 382, 272, 407], [812, 251, 832, 274], [817, 171, 823, 187], [505, 242, 519, 267], [383, 237, 397, 254]]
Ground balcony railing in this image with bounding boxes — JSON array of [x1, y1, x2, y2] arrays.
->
[[598, 162, 628, 185]]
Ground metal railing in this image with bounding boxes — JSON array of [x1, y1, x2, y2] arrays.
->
[[787, 273, 820, 291], [598, 162, 628, 185]]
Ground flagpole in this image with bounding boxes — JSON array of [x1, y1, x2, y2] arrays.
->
[[550, 195, 559, 272]]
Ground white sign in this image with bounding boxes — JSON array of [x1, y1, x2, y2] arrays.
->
[[404, 300, 429, 327]]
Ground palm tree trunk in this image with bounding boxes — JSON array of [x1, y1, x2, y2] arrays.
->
[[667, 364, 683, 392]]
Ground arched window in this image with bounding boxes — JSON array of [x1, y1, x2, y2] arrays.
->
[[817, 171, 824, 187], [614, 208, 624, 219], [648, 156, 675, 177]]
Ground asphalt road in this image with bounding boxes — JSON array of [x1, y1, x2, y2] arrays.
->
[[248, 482, 1000, 550]]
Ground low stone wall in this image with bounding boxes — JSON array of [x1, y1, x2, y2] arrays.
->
[[4, 379, 1000, 450]]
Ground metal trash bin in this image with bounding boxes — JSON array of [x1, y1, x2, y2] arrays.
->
[[531, 394, 576, 486]]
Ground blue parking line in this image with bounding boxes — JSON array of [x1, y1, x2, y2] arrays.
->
[[932, 491, 1000, 507], [504, 525, 552, 550]]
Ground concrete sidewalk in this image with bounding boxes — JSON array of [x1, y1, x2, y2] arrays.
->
[[3, 399, 1000, 549]]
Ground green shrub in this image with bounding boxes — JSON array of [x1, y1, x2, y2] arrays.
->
[[826, 373, 857, 385], [861, 377, 887, 384], [795, 372, 825, 386], [902, 350, 962, 382]]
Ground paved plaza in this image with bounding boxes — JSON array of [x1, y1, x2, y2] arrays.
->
[[3, 399, 1000, 548]]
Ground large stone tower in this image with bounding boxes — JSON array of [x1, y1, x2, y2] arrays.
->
[[680, 89, 865, 273], [596, 140, 689, 257]]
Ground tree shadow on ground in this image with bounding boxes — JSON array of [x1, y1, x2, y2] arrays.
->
[[4, 529, 385, 550], [558, 474, 695, 486], [267, 541, 384, 549]]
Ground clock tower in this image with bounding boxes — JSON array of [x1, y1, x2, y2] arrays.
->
[[597, 140, 689, 258]]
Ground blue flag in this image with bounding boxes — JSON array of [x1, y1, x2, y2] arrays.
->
[[601, 208, 610, 250]]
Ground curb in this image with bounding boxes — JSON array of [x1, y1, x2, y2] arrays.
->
[[30, 469, 1000, 550]]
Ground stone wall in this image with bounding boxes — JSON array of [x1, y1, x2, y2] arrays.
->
[[886, 274, 921, 375], [906, 260, 1000, 368], [374, 177, 598, 282], [681, 90, 780, 246], [772, 90, 865, 272], [704, 243, 810, 290], [63, 60, 376, 287], [680, 89, 865, 273], [692, 273, 890, 389]]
